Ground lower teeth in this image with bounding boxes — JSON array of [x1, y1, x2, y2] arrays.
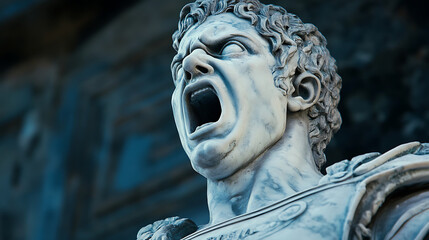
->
[[195, 122, 212, 132]]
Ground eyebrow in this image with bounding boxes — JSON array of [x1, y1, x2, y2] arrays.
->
[[199, 33, 258, 51], [173, 31, 259, 66], [199, 32, 235, 47]]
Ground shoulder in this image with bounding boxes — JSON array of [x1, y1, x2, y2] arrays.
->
[[137, 143, 429, 240], [136, 217, 197, 240], [320, 142, 429, 185], [325, 142, 429, 240]]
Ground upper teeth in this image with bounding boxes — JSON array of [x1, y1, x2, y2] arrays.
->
[[191, 87, 212, 98]]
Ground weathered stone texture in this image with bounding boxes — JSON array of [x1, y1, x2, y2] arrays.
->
[[0, 0, 427, 239]]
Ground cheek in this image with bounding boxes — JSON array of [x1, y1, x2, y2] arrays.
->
[[171, 93, 180, 119], [171, 88, 188, 140], [246, 59, 275, 87], [250, 87, 287, 138], [171, 82, 185, 117]]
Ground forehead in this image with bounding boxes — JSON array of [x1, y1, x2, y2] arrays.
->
[[178, 13, 268, 54]]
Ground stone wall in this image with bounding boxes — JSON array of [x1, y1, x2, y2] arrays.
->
[[0, 0, 427, 240]]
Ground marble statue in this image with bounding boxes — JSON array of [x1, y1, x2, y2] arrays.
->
[[137, 0, 429, 239]]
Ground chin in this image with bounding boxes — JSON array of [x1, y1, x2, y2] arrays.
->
[[189, 138, 241, 180]]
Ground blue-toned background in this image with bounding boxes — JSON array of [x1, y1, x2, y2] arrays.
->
[[0, 0, 427, 239]]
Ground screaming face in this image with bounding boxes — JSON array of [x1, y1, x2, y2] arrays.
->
[[171, 13, 288, 180], [186, 83, 221, 134]]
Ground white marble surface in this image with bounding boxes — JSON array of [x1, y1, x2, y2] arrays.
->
[[171, 13, 323, 225], [137, 0, 429, 239]]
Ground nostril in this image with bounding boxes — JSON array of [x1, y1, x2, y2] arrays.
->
[[196, 65, 209, 74], [185, 71, 192, 81]]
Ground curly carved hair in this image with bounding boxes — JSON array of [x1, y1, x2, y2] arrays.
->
[[172, 0, 342, 169]]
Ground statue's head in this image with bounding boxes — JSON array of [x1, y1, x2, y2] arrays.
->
[[171, 0, 342, 180]]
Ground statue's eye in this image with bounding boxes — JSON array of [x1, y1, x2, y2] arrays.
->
[[220, 41, 245, 56]]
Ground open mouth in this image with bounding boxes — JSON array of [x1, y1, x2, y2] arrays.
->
[[186, 85, 222, 134]]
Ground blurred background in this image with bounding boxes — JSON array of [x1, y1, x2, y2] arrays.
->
[[0, 0, 427, 239]]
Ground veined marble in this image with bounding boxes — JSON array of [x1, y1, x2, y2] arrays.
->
[[137, 1, 429, 239]]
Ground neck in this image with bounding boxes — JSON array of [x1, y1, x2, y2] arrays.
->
[[206, 113, 322, 225]]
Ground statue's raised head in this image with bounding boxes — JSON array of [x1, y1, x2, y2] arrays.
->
[[138, 2, 429, 239], [170, 0, 342, 180]]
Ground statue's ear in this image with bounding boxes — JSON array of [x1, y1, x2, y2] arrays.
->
[[287, 72, 321, 112]]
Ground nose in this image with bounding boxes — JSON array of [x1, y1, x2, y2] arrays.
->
[[182, 49, 213, 82]]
